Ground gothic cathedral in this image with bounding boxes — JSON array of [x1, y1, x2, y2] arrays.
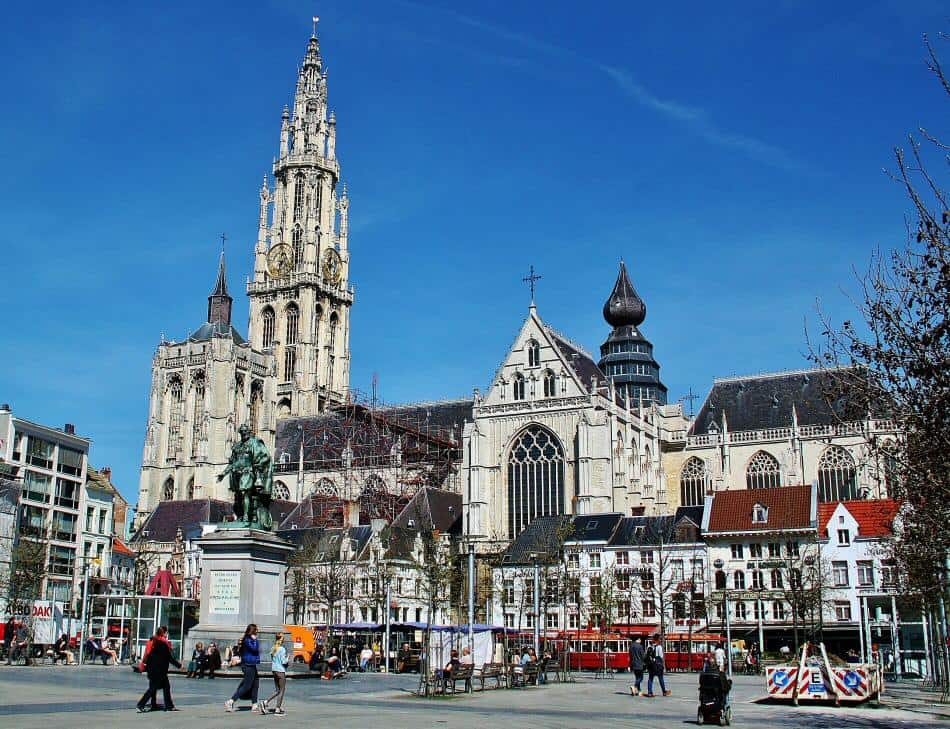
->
[[136, 28, 352, 526]]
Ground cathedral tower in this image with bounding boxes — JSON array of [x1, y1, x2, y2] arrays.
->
[[598, 261, 667, 405], [247, 26, 353, 417]]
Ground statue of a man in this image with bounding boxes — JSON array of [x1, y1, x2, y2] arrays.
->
[[217, 424, 274, 530]]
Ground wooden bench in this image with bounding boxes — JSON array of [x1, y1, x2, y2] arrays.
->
[[542, 659, 560, 683], [511, 662, 539, 688], [476, 662, 507, 690], [442, 663, 474, 694]]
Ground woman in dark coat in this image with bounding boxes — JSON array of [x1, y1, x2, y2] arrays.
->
[[225, 624, 262, 714], [136, 627, 181, 712]]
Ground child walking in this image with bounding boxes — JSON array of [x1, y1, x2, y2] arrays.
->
[[262, 632, 288, 715]]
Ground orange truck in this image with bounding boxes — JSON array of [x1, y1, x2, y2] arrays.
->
[[283, 625, 317, 665]]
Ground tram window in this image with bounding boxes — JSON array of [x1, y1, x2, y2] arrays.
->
[[581, 641, 593, 652], [606, 641, 618, 652]]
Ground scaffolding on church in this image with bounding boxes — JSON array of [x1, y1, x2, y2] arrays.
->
[[274, 388, 466, 528]]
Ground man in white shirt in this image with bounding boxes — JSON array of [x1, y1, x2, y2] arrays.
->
[[714, 643, 727, 672]]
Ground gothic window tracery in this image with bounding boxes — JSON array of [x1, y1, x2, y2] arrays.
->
[[248, 380, 263, 434], [292, 226, 303, 269], [543, 369, 556, 398], [166, 376, 184, 460], [312, 478, 338, 496], [273, 481, 291, 501], [526, 340, 540, 368], [507, 425, 565, 538], [262, 307, 276, 348], [283, 346, 296, 381], [293, 174, 306, 222], [818, 446, 858, 502], [746, 450, 782, 490], [286, 304, 299, 345], [680, 456, 706, 506], [191, 372, 205, 457], [512, 373, 526, 401]]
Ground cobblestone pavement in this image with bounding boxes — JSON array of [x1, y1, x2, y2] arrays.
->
[[0, 666, 944, 728]]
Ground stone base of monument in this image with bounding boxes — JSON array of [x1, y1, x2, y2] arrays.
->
[[183, 528, 295, 662]]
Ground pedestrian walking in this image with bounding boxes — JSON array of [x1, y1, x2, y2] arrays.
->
[[261, 632, 288, 716], [628, 636, 645, 696], [3, 616, 14, 665], [225, 623, 262, 714], [645, 634, 671, 697], [136, 626, 181, 712]]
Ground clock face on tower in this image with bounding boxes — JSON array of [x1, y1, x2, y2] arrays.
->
[[266, 243, 295, 279], [322, 249, 342, 285]]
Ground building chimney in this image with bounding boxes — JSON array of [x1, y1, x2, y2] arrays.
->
[[101, 467, 112, 481], [64, 423, 75, 435]]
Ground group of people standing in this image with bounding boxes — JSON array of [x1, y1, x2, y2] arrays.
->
[[628, 635, 672, 697], [134, 623, 288, 715]]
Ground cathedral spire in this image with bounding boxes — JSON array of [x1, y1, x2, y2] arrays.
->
[[208, 247, 232, 326], [603, 259, 646, 328]]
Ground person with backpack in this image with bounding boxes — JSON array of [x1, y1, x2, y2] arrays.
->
[[225, 624, 263, 714], [645, 634, 671, 697], [136, 626, 181, 712], [628, 636, 646, 696]]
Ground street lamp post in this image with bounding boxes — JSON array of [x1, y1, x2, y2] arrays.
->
[[723, 591, 732, 677], [530, 553, 540, 655], [78, 557, 101, 666], [467, 542, 475, 656]]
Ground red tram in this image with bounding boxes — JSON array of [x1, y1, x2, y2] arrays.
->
[[553, 629, 724, 672]]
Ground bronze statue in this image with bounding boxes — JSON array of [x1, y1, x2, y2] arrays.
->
[[217, 424, 274, 530]]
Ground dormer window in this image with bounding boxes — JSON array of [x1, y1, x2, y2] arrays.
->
[[527, 340, 540, 368], [752, 503, 768, 524], [837, 529, 851, 546]]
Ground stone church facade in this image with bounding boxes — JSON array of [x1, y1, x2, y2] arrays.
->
[[463, 264, 690, 551], [136, 28, 352, 527]]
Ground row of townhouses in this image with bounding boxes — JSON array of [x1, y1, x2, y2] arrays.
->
[[0, 405, 135, 616], [492, 485, 921, 674]]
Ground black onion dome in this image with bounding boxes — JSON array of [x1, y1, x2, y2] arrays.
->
[[603, 261, 646, 327]]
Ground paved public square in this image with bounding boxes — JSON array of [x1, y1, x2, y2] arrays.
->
[[0, 665, 945, 729]]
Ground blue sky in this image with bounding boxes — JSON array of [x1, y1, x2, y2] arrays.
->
[[0, 1, 945, 506]]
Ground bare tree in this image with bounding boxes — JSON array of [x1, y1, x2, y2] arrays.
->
[[809, 31, 950, 606]]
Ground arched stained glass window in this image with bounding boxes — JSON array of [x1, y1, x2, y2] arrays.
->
[[746, 450, 782, 489], [680, 457, 706, 506], [818, 446, 858, 502], [262, 307, 276, 348], [506, 425, 565, 537]]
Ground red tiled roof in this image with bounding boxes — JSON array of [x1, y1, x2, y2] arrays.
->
[[706, 484, 814, 533], [818, 499, 899, 538], [112, 538, 135, 557]]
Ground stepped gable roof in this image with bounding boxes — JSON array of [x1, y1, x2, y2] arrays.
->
[[186, 321, 247, 345], [134, 498, 297, 542], [275, 399, 472, 466], [818, 499, 900, 539], [603, 260, 646, 328], [278, 493, 344, 530], [544, 326, 604, 390], [690, 368, 867, 436], [675, 505, 705, 527], [572, 513, 624, 542], [86, 466, 127, 504], [391, 487, 462, 535], [501, 515, 573, 566], [705, 484, 815, 534], [112, 538, 135, 558]]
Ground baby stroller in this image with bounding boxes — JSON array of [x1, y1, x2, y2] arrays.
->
[[697, 671, 732, 725]]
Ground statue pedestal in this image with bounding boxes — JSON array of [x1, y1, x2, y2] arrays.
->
[[184, 529, 295, 658]]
